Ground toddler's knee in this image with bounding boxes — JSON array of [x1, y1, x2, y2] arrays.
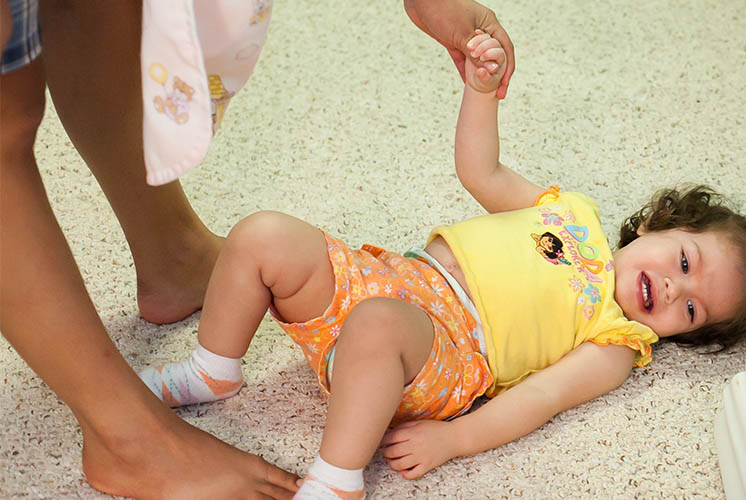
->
[[342, 298, 407, 349], [227, 211, 290, 251]]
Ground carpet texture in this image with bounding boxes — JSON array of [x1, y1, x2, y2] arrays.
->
[[2, 0, 745, 498]]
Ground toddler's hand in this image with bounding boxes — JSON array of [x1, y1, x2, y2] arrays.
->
[[465, 30, 507, 94], [380, 420, 456, 480]]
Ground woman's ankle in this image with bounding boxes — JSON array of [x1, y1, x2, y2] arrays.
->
[[136, 229, 224, 324], [79, 408, 165, 495]]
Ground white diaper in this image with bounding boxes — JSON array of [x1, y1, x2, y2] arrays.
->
[[141, 0, 272, 186]]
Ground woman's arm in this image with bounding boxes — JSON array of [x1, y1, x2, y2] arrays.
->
[[381, 342, 635, 479]]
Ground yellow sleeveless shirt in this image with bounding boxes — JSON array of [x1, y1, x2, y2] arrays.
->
[[430, 187, 658, 397]]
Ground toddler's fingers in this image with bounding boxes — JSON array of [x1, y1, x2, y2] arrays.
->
[[466, 32, 493, 52], [470, 37, 497, 59], [387, 458, 409, 472], [483, 61, 499, 74], [476, 67, 492, 83], [481, 47, 506, 66], [381, 426, 412, 446], [466, 29, 486, 46], [380, 442, 409, 459], [401, 465, 428, 481], [473, 37, 501, 59], [387, 455, 419, 471]]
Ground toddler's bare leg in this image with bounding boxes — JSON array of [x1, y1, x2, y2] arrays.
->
[[322, 298, 434, 468], [198, 211, 336, 356], [139, 211, 336, 405], [294, 298, 434, 497], [40, 0, 222, 325]]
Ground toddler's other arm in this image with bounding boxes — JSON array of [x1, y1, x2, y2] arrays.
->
[[382, 342, 634, 479], [455, 31, 544, 213]]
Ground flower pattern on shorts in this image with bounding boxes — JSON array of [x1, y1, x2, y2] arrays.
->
[[272, 236, 493, 423]]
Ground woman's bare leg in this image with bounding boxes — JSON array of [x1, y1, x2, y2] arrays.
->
[[0, 33, 297, 500], [40, 0, 221, 325]]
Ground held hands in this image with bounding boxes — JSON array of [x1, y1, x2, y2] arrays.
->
[[465, 30, 507, 94], [380, 420, 457, 479], [403, 0, 514, 98]]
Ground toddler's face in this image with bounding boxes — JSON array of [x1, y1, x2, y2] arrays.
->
[[539, 235, 555, 252], [612, 229, 743, 337]]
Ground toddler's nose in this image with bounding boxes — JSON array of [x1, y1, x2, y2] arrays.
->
[[663, 277, 678, 304]]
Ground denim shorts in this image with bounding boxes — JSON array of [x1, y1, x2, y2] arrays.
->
[[1, 0, 41, 74]]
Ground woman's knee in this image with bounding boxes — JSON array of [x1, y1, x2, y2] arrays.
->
[[1, 0, 12, 51], [0, 67, 46, 156]]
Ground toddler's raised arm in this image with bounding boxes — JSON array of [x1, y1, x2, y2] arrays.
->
[[455, 31, 544, 213]]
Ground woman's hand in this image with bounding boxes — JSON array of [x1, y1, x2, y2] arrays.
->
[[380, 420, 459, 479], [403, 0, 514, 98]]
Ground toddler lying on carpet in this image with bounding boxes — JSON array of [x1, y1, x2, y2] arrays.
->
[[139, 30, 746, 499]]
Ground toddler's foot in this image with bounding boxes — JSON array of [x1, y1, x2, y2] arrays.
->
[[294, 456, 365, 500], [293, 476, 365, 500], [138, 344, 243, 407]]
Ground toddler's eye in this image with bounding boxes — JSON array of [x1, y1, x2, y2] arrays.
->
[[681, 251, 689, 274], [687, 300, 695, 322]]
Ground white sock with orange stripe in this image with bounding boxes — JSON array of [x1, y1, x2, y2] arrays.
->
[[294, 456, 365, 500], [138, 344, 243, 407]]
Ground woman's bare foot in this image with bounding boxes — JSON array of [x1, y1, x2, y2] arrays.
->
[[81, 408, 298, 500], [136, 230, 224, 325]]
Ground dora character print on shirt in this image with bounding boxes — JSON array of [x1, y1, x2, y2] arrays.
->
[[532, 204, 611, 321], [531, 232, 571, 266], [149, 63, 195, 125]]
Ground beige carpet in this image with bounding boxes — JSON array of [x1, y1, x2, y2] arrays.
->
[[2, 0, 746, 498]]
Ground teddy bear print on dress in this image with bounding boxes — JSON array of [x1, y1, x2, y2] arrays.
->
[[149, 64, 196, 125]]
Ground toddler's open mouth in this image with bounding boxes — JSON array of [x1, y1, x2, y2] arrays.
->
[[640, 272, 654, 312]]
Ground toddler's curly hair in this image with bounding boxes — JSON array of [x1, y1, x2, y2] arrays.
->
[[618, 185, 746, 351]]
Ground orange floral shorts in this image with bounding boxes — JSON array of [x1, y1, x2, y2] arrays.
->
[[271, 233, 493, 423]]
